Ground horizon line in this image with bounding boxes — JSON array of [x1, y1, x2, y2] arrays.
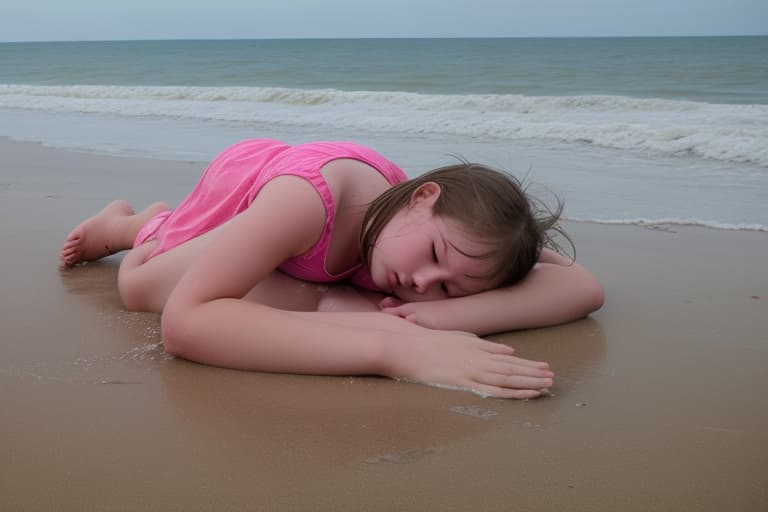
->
[[2, 34, 767, 44]]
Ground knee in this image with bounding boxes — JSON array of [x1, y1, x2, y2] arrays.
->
[[160, 305, 196, 359], [118, 272, 141, 311], [583, 275, 605, 315], [117, 242, 161, 311], [118, 267, 156, 312]]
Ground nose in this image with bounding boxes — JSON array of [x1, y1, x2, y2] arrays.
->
[[411, 266, 447, 294]]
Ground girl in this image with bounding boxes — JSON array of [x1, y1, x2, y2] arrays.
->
[[60, 139, 604, 398]]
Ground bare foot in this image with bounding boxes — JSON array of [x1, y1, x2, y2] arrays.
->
[[60, 200, 169, 266]]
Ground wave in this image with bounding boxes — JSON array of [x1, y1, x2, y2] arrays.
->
[[2, 84, 767, 167], [566, 216, 767, 232]]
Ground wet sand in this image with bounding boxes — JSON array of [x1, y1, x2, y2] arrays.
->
[[1, 138, 767, 511]]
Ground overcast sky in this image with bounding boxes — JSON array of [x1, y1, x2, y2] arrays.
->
[[2, 0, 767, 42]]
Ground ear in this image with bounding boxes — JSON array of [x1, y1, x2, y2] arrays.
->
[[408, 182, 441, 209]]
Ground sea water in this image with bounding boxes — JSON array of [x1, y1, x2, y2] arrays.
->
[[1, 37, 766, 229]]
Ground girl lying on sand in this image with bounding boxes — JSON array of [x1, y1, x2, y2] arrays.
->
[[60, 139, 604, 398]]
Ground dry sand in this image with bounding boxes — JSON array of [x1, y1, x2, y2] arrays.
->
[[1, 138, 766, 511]]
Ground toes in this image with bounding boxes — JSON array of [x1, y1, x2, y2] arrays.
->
[[61, 249, 79, 264], [60, 237, 84, 264], [64, 226, 84, 242], [62, 234, 84, 259], [61, 239, 78, 252]]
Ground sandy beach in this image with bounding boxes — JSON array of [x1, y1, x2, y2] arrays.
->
[[1, 137, 766, 511]]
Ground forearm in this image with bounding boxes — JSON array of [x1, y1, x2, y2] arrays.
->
[[292, 309, 438, 336], [161, 296, 554, 399], [394, 261, 604, 335], [162, 299, 393, 376]]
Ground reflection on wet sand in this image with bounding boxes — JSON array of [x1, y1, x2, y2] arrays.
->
[[55, 254, 607, 480]]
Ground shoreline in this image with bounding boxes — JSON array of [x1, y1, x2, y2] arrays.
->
[[3, 134, 766, 233], [1, 137, 767, 510]]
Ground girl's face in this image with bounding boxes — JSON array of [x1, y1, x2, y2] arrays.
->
[[369, 183, 497, 302]]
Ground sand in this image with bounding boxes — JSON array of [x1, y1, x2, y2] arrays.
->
[[1, 138, 766, 511]]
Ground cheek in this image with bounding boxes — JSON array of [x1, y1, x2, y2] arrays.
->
[[368, 246, 384, 275], [375, 237, 405, 265], [369, 241, 388, 268], [368, 241, 397, 275]]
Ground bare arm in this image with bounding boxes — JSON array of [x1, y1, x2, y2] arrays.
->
[[161, 177, 554, 398], [380, 249, 605, 335], [161, 177, 382, 374]]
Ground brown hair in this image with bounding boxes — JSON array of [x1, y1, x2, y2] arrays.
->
[[360, 161, 570, 288]]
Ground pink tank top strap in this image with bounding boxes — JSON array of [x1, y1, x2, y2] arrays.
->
[[276, 141, 407, 282]]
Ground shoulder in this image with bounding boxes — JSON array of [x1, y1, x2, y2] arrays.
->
[[245, 174, 328, 256], [321, 158, 393, 207]]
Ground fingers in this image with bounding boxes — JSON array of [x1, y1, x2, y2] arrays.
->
[[473, 341, 548, 368], [404, 335, 553, 399], [469, 385, 546, 400], [475, 372, 553, 391], [380, 306, 405, 318], [379, 296, 404, 309], [490, 353, 550, 369], [467, 370, 553, 399], [485, 360, 553, 379], [467, 348, 555, 399], [474, 339, 516, 355]]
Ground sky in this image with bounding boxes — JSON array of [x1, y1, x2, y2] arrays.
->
[[2, 0, 767, 42]]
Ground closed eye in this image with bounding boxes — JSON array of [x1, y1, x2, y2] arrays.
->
[[432, 244, 449, 295]]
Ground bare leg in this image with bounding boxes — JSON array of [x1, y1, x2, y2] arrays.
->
[[116, 222, 334, 314], [60, 200, 169, 266], [62, 203, 386, 317], [117, 228, 215, 313]]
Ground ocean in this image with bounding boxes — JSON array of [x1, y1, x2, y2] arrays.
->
[[1, 37, 766, 230]]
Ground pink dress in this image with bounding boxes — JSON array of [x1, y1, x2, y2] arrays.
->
[[133, 139, 407, 290]]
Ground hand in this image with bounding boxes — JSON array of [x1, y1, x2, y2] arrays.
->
[[379, 296, 443, 329], [382, 329, 554, 399]]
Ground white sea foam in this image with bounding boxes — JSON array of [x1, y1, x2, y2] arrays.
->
[[2, 84, 767, 167], [566, 216, 768, 232], [397, 378, 492, 398]]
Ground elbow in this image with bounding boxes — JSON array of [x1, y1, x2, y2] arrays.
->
[[160, 303, 198, 359]]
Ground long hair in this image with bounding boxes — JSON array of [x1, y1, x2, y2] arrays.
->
[[360, 161, 570, 287]]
